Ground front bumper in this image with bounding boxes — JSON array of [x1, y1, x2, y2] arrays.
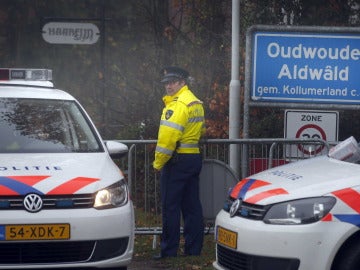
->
[[214, 244, 299, 270], [0, 237, 129, 264], [0, 201, 135, 269], [213, 210, 355, 270]]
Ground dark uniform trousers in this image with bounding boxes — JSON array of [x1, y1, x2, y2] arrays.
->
[[160, 153, 204, 257]]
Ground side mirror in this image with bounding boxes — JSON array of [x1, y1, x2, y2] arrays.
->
[[105, 140, 128, 159]]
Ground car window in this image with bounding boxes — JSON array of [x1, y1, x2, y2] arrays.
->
[[0, 98, 103, 153]]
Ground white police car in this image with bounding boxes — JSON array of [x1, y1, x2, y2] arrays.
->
[[213, 137, 360, 270], [0, 68, 134, 269]]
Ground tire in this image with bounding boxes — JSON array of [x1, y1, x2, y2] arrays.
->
[[334, 243, 360, 270]]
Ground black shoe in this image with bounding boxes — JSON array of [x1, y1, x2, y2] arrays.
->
[[153, 253, 177, 260], [182, 253, 200, 257], [153, 254, 164, 260]]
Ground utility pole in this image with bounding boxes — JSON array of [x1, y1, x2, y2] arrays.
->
[[229, 0, 241, 177]]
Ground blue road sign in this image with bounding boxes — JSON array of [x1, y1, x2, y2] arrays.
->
[[252, 31, 360, 104]]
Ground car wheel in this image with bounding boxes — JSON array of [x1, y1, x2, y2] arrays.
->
[[334, 243, 360, 270]]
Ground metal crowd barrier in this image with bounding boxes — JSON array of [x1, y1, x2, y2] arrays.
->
[[117, 138, 331, 237]]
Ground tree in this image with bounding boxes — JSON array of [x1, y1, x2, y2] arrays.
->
[[1, 0, 360, 140], [107, 0, 231, 139]]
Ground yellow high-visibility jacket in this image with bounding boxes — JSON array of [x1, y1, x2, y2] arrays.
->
[[153, 85, 205, 170]]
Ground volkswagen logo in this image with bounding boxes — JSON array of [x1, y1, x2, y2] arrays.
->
[[229, 199, 242, 218], [23, 194, 43, 213]]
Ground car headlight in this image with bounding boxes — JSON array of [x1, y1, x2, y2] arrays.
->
[[94, 180, 129, 209], [263, 197, 336, 225]]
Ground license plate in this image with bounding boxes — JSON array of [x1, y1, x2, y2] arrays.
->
[[3, 224, 70, 241], [217, 226, 237, 249]]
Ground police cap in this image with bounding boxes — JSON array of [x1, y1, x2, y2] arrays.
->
[[160, 66, 189, 83]]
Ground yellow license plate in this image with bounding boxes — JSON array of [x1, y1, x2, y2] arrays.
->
[[217, 226, 237, 249], [4, 224, 70, 241]]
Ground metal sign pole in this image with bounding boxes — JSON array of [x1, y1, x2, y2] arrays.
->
[[229, 0, 241, 178]]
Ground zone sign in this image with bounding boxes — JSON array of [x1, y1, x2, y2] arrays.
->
[[285, 110, 339, 158]]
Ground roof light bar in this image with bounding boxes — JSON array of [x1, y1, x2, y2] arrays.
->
[[0, 69, 52, 81]]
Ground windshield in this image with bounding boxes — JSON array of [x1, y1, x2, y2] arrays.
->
[[0, 98, 103, 153]]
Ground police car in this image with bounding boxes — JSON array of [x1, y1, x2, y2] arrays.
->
[[213, 137, 360, 270], [0, 68, 134, 269]]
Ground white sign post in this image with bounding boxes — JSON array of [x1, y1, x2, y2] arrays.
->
[[42, 22, 100, 45], [285, 110, 339, 158]]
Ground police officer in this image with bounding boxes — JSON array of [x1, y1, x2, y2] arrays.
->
[[153, 66, 206, 259]]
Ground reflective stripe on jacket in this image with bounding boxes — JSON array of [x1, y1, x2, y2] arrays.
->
[[153, 85, 205, 170]]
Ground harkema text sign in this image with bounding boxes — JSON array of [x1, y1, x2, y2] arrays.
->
[[250, 26, 360, 104]]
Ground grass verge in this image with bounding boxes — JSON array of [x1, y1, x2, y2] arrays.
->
[[133, 233, 216, 269], [133, 208, 216, 269]]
